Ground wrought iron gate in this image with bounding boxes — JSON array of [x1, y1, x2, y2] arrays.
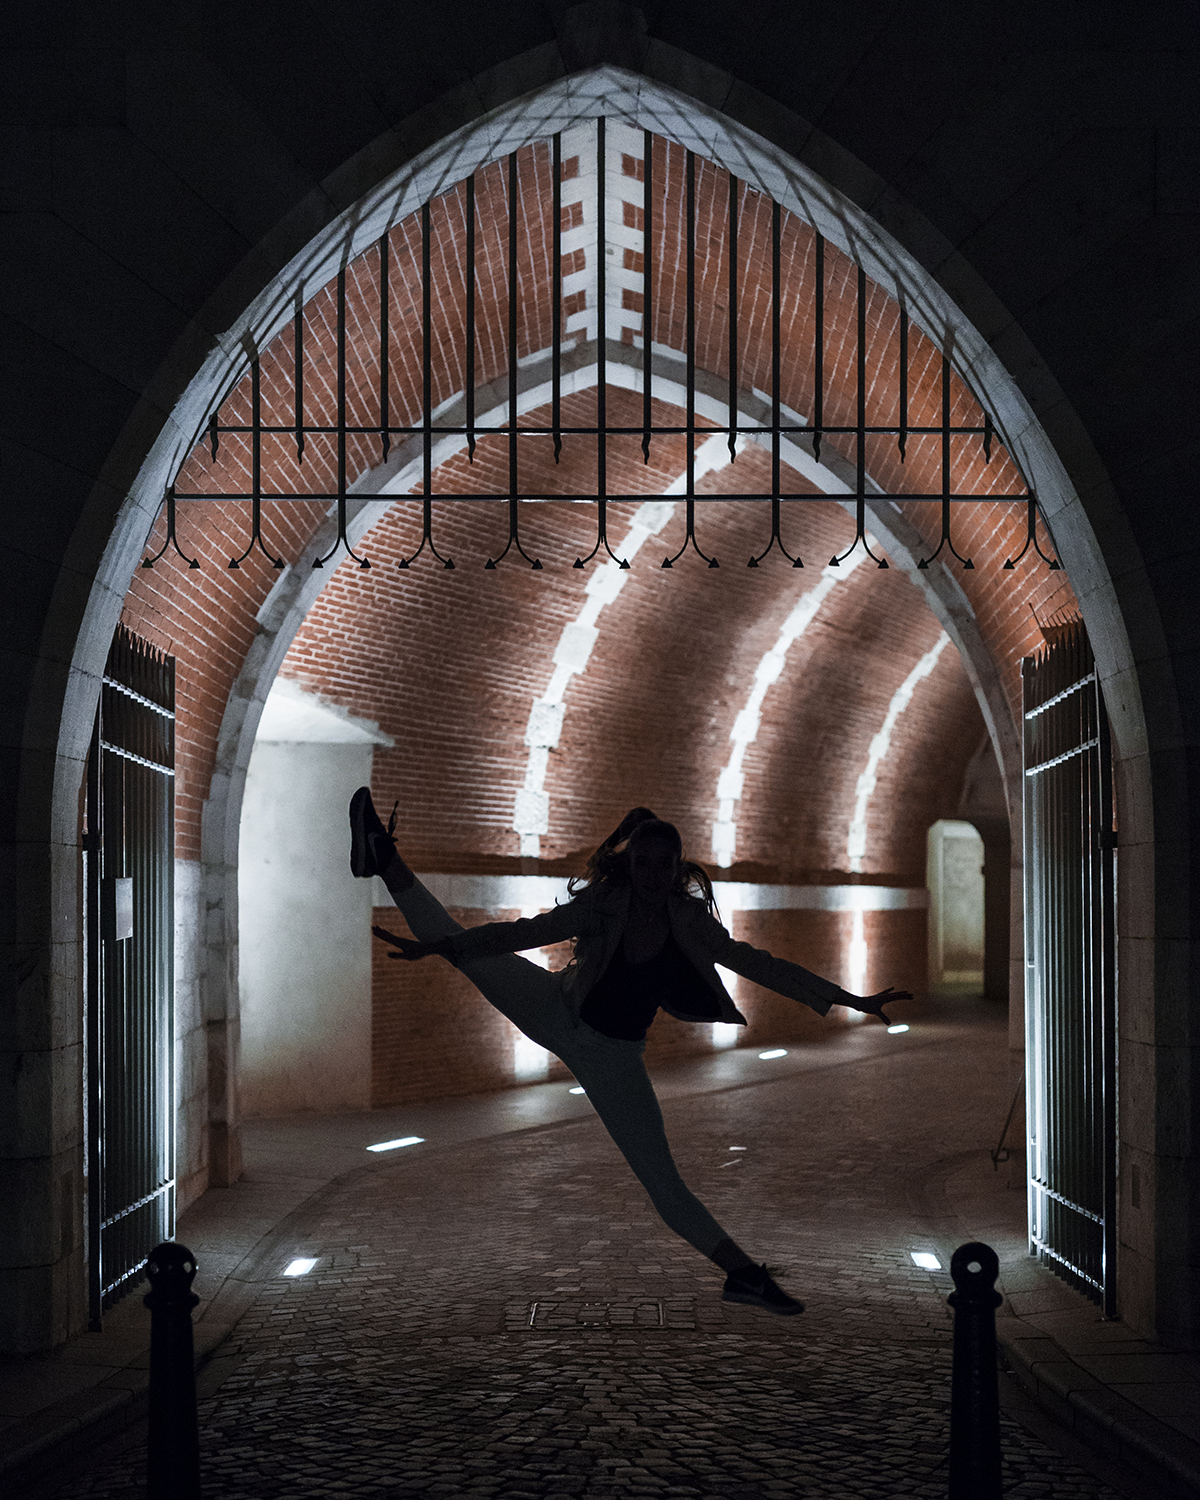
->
[[1022, 621, 1117, 1312], [84, 625, 176, 1322], [145, 117, 1057, 576]]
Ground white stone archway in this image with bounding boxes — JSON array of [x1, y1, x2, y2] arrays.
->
[[48, 63, 1152, 1330]]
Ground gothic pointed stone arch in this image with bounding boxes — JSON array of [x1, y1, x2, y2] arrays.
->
[[25, 37, 1175, 1357]]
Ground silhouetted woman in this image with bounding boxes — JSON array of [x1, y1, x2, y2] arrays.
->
[[351, 792, 909, 1314]]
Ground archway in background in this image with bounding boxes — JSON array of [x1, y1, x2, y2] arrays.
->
[[926, 820, 986, 989]]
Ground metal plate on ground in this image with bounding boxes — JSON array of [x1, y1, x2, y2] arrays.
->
[[508, 1299, 696, 1331]]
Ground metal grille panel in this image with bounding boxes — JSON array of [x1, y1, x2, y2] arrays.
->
[[146, 120, 1057, 576], [85, 626, 176, 1321], [1022, 621, 1116, 1311]]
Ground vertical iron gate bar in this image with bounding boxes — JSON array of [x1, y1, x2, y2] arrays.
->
[[163, 651, 177, 1249], [596, 121, 607, 534], [488, 153, 538, 568], [85, 707, 102, 1328], [727, 169, 738, 466], [919, 352, 973, 569], [642, 128, 653, 465], [1024, 653, 1037, 1264], [338, 266, 347, 550], [400, 201, 451, 568], [813, 232, 824, 464], [829, 266, 875, 566], [424, 200, 434, 540], [686, 148, 695, 512], [293, 294, 305, 462], [1099, 679, 1118, 1317], [466, 174, 477, 463], [771, 201, 781, 524], [857, 265, 866, 531], [664, 148, 715, 567], [750, 199, 797, 567], [378, 232, 390, 461], [1086, 664, 1097, 1280], [946, 351, 972, 567], [509, 150, 520, 543], [140, 484, 199, 571], [576, 120, 624, 570], [898, 303, 908, 462], [228, 359, 282, 570], [833, 264, 884, 567], [552, 136, 562, 464], [251, 360, 262, 562], [941, 351, 954, 567], [312, 265, 368, 568]]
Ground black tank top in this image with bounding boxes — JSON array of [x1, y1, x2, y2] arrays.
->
[[579, 933, 722, 1041]]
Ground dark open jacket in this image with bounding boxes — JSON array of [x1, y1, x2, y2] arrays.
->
[[447, 880, 857, 1026]]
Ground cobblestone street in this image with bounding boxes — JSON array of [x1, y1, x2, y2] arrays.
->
[[43, 1000, 1128, 1498]]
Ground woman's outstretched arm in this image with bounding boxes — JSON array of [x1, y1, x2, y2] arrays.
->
[[846, 987, 913, 1022], [695, 915, 911, 1020], [373, 894, 592, 964]]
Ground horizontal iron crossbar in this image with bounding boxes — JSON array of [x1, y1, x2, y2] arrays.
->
[[99, 740, 176, 776], [100, 1179, 176, 1232], [1023, 672, 1096, 721], [174, 490, 1026, 504], [1028, 1236, 1103, 1292], [1029, 1177, 1104, 1226], [102, 1257, 149, 1300], [102, 676, 176, 719], [206, 423, 1002, 438], [1024, 738, 1099, 777]]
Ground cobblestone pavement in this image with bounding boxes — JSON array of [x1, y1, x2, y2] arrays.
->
[[48, 1008, 1123, 1498]]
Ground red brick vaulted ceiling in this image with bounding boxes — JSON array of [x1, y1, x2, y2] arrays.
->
[[120, 124, 1077, 866]]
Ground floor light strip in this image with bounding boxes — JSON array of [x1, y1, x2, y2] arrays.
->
[[366, 1136, 425, 1152]]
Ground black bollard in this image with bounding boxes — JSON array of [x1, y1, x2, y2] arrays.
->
[[947, 1241, 1003, 1500], [144, 1242, 202, 1500]]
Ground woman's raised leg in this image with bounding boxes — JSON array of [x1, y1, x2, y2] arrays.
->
[[351, 788, 568, 1051], [380, 869, 571, 1058]]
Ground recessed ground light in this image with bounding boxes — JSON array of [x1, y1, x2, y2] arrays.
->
[[569, 1086, 586, 1095], [728, 1146, 747, 1151], [283, 1258, 317, 1277], [758, 1049, 787, 1060], [365, 1135, 424, 1153], [910, 1251, 941, 1271], [887, 1023, 910, 1034]]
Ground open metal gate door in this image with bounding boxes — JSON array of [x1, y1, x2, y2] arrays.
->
[[84, 625, 176, 1323], [1022, 620, 1117, 1313]]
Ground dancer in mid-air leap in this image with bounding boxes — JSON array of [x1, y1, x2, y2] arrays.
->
[[352, 792, 910, 1315]]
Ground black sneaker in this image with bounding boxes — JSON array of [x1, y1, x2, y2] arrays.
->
[[721, 1264, 804, 1315], [349, 787, 397, 878]]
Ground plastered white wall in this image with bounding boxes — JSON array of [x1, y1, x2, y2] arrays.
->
[[237, 684, 390, 1115]]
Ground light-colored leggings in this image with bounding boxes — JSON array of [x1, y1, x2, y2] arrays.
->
[[393, 877, 731, 1259]]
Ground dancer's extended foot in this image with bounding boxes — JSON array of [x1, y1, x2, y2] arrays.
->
[[721, 1263, 804, 1316], [349, 787, 413, 889]]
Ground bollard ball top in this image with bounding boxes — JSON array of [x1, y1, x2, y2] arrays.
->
[[948, 1241, 1002, 1309], [144, 1242, 200, 1309]]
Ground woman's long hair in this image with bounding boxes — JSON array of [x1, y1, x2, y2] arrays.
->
[[568, 808, 719, 917]]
